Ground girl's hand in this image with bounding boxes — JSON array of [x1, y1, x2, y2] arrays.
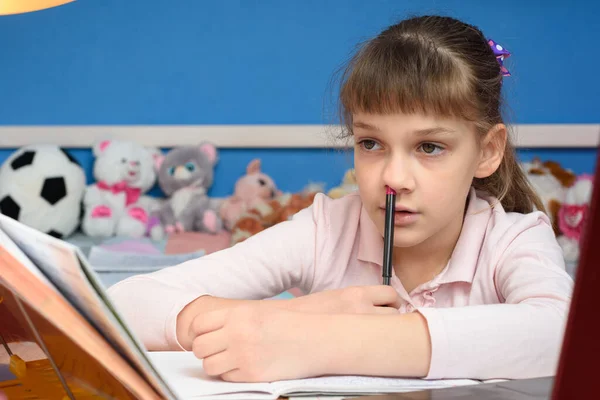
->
[[189, 303, 325, 382], [287, 285, 403, 315]]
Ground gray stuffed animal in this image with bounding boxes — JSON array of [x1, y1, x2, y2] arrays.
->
[[154, 142, 223, 234]]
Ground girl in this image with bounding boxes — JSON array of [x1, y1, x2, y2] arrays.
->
[[108, 15, 573, 383]]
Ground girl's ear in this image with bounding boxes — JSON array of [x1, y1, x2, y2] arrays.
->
[[474, 124, 507, 179]]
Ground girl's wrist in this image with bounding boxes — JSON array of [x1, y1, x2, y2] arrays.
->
[[301, 313, 359, 376], [265, 295, 313, 313], [293, 312, 351, 377]]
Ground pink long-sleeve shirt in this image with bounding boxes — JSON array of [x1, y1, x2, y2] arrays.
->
[[107, 188, 574, 380]]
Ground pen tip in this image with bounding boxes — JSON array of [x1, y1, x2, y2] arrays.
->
[[386, 186, 396, 195]]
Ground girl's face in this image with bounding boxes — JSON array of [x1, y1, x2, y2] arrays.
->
[[353, 111, 501, 251]]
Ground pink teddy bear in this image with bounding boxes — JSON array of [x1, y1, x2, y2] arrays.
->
[[219, 159, 281, 231]]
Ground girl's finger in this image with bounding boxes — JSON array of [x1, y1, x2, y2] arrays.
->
[[372, 306, 400, 314], [192, 329, 229, 360], [202, 350, 237, 378], [219, 368, 250, 383], [364, 285, 403, 308], [189, 308, 228, 337]]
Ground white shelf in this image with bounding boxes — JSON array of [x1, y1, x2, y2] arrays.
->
[[0, 124, 597, 148]]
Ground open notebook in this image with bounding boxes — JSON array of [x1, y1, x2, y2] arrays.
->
[[148, 352, 478, 399], [0, 214, 480, 399]]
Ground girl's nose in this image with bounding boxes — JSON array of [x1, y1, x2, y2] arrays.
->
[[382, 156, 415, 194]]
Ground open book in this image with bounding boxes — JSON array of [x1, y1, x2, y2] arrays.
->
[[0, 214, 481, 399]]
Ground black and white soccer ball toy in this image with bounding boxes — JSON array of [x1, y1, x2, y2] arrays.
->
[[0, 144, 86, 238]]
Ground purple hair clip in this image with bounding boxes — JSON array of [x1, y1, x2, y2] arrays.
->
[[488, 39, 511, 77]]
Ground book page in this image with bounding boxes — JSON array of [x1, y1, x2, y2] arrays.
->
[[0, 214, 177, 400], [148, 352, 275, 399], [0, 230, 160, 399], [147, 351, 480, 399], [0, 225, 59, 295], [272, 374, 480, 396]]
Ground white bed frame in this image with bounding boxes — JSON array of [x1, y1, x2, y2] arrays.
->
[[0, 124, 598, 148]]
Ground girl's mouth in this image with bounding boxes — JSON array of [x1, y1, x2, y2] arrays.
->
[[381, 208, 420, 226]]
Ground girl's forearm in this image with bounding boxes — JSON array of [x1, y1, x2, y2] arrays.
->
[[316, 312, 432, 378]]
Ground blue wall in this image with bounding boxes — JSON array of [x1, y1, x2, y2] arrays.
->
[[0, 0, 598, 197]]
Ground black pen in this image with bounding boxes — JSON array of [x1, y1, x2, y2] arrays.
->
[[382, 186, 396, 285]]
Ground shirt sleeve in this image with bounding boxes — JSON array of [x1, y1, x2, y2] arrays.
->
[[107, 195, 330, 351], [418, 216, 574, 380]]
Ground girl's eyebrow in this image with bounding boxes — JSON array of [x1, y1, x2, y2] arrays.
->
[[413, 127, 456, 137], [352, 121, 380, 131]]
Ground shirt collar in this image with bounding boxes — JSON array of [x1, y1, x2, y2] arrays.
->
[[357, 204, 384, 267], [356, 187, 494, 285]]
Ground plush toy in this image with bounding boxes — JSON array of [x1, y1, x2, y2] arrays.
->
[[153, 142, 223, 235], [327, 168, 358, 199], [81, 139, 163, 238], [219, 159, 282, 231], [0, 144, 86, 238], [230, 183, 323, 245], [557, 175, 594, 264], [521, 158, 577, 235]]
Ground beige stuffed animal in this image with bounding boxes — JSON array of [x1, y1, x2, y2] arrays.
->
[[219, 159, 282, 231], [229, 183, 323, 246], [327, 168, 358, 199], [520, 158, 577, 235]]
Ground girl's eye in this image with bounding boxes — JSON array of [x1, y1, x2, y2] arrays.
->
[[419, 143, 443, 155], [359, 139, 381, 151], [185, 162, 196, 172], [168, 166, 176, 176]]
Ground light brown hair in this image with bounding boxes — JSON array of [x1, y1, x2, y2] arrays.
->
[[335, 15, 545, 214]]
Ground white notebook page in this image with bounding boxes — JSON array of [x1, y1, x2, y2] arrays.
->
[[147, 351, 480, 399]]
